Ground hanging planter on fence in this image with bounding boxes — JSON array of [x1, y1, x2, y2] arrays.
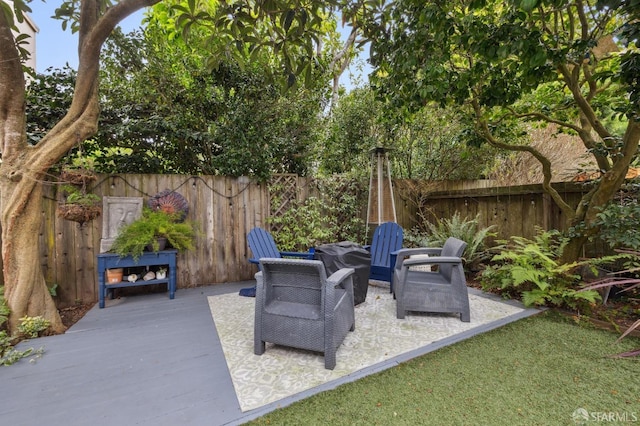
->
[[57, 203, 102, 224], [57, 180, 102, 225], [60, 167, 97, 187]]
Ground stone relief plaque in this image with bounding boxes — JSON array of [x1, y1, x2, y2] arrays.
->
[[100, 196, 143, 253]]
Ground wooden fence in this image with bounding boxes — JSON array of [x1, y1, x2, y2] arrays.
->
[[407, 180, 590, 240], [21, 175, 594, 308], [393, 179, 598, 258], [37, 174, 308, 307]]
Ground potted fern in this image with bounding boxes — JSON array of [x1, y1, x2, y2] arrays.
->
[[110, 208, 195, 260]]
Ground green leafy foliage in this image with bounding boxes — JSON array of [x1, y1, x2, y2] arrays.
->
[[25, 66, 76, 145], [365, 0, 640, 263], [0, 286, 9, 327], [85, 23, 327, 179], [481, 230, 603, 310], [61, 185, 100, 206], [406, 212, 496, 270], [110, 209, 196, 260], [596, 0, 640, 117], [0, 287, 45, 366], [47, 283, 58, 297], [17, 316, 50, 339], [316, 175, 368, 244], [170, 0, 336, 90], [594, 198, 640, 251], [268, 176, 368, 251], [319, 87, 499, 180], [268, 197, 335, 251]]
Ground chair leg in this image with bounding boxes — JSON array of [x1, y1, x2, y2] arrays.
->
[[350, 321, 355, 332], [254, 340, 265, 355], [460, 309, 470, 323], [324, 350, 336, 370]]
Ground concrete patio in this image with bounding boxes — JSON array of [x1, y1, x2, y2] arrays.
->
[[0, 281, 538, 426]]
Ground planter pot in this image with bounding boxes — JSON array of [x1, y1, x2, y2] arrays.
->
[[106, 268, 124, 284], [156, 270, 167, 280], [146, 237, 167, 252], [57, 204, 101, 224]]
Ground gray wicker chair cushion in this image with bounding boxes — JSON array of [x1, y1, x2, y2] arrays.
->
[[254, 258, 355, 369]]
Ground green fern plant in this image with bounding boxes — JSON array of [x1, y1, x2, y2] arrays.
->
[[481, 230, 605, 310], [110, 209, 195, 260]]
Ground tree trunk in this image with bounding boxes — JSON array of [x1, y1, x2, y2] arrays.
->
[[559, 121, 640, 264], [0, 8, 64, 333], [1, 177, 65, 333], [0, 0, 160, 334]]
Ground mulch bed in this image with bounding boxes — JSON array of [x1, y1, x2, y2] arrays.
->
[[59, 303, 95, 329]]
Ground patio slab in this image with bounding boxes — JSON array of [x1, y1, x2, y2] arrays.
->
[[0, 281, 539, 426]]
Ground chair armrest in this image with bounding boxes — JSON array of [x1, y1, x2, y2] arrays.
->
[[249, 258, 259, 265], [327, 268, 355, 308], [280, 250, 315, 259], [327, 267, 355, 287], [395, 247, 443, 258], [401, 256, 463, 267], [363, 245, 371, 251]]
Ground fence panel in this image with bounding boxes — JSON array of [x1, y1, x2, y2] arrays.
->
[[411, 181, 591, 242]]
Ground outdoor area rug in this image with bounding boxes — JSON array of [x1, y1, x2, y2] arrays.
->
[[208, 283, 532, 412]]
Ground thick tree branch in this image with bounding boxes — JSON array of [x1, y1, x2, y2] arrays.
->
[[506, 108, 582, 133], [557, 63, 612, 142], [34, 0, 160, 167], [0, 10, 27, 161], [330, 26, 358, 109], [472, 99, 576, 220]]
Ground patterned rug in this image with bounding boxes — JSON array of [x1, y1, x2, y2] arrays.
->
[[208, 283, 529, 412]]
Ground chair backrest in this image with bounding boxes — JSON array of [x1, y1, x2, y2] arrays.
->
[[260, 259, 328, 306], [439, 237, 467, 280], [247, 227, 282, 260], [370, 222, 404, 268]]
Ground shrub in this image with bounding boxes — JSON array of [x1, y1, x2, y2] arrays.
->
[[593, 201, 640, 251], [268, 176, 367, 251], [406, 212, 496, 270], [0, 287, 45, 366], [268, 197, 335, 251], [17, 316, 51, 339]]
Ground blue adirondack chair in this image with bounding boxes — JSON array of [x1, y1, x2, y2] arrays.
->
[[240, 227, 314, 297], [367, 222, 404, 293]]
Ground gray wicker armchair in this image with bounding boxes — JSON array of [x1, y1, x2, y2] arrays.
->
[[393, 237, 470, 322], [254, 258, 356, 370]]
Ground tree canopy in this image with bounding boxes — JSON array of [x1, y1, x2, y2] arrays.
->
[[0, 0, 352, 334], [367, 0, 640, 262]]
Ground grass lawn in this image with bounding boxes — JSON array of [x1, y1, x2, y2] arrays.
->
[[247, 311, 640, 425]]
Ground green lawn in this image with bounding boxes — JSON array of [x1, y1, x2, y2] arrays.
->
[[247, 311, 640, 425]]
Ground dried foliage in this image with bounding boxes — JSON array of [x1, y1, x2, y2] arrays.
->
[[486, 124, 596, 186]]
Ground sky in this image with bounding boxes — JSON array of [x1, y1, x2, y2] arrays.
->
[[28, 3, 369, 88], [29, 3, 144, 73]]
